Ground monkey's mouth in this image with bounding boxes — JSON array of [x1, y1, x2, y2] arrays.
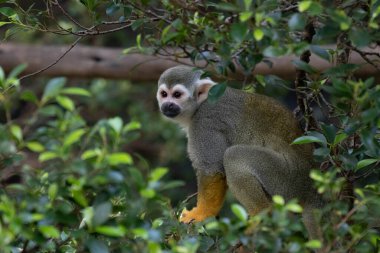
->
[[163, 111, 180, 118], [161, 103, 181, 118]]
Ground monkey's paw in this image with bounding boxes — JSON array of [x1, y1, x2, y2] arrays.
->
[[180, 207, 211, 223]]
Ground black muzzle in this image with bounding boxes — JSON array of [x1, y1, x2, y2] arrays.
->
[[161, 102, 181, 118]]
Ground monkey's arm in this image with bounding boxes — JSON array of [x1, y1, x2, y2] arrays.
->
[[180, 172, 227, 223]]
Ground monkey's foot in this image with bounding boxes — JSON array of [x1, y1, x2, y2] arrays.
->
[[180, 207, 214, 223]]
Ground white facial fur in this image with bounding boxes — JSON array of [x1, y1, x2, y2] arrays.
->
[[156, 84, 191, 108], [157, 79, 216, 130]]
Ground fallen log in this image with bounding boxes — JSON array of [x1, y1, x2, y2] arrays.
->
[[0, 43, 379, 81]]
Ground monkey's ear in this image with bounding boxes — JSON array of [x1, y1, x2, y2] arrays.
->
[[196, 78, 216, 104]]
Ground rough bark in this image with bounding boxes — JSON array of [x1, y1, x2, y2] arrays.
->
[[294, 21, 319, 131], [0, 43, 379, 81]]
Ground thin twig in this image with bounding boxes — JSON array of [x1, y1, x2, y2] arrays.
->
[[348, 45, 380, 71], [17, 36, 82, 82], [182, 192, 197, 204], [79, 22, 135, 35], [52, 0, 89, 30]]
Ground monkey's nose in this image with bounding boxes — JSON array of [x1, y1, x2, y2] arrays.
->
[[161, 102, 181, 118]]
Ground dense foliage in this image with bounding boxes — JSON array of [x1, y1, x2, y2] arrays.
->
[[0, 0, 380, 252]]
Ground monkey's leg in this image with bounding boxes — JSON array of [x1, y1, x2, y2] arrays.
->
[[180, 173, 227, 223], [223, 145, 271, 215], [225, 145, 323, 241]]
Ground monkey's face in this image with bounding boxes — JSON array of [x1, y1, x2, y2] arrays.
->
[[157, 66, 216, 126], [156, 84, 197, 119]]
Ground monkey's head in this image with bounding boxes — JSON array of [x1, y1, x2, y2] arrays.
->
[[157, 66, 215, 123]]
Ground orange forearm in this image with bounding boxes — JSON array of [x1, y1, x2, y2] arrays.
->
[[180, 173, 227, 223]]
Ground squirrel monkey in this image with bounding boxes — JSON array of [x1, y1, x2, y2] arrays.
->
[[157, 66, 323, 238]]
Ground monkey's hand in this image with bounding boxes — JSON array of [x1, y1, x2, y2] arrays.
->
[[180, 207, 213, 223], [180, 173, 227, 223]]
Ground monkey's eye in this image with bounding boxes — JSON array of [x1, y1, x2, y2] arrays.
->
[[173, 91, 182, 99], [161, 91, 168, 98]]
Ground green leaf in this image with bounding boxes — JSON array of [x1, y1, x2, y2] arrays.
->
[[298, 1, 312, 12], [313, 147, 330, 158], [357, 159, 378, 170], [253, 28, 264, 41], [81, 149, 101, 160], [323, 64, 359, 77], [333, 133, 348, 146], [140, 188, 156, 199], [48, 183, 58, 201], [122, 46, 138, 54], [286, 203, 303, 213], [87, 239, 109, 253], [63, 129, 86, 147], [56, 96, 75, 111], [292, 136, 324, 145], [106, 3, 118, 16], [331, 10, 352, 31], [263, 46, 286, 57], [82, 207, 94, 228], [0, 21, 11, 27], [208, 82, 226, 104], [42, 77, 66, 102], [239, 11, 253, 22], [349, 27, 371, 47], [0, 66, 4, 80], [321, 123, 336, 144], [172, 19, 183, 30], [310, 170, 324, 182], [9, 64, 27, 79], [123, 121, 141, 132], [132, 19, 145, 31], [230, 23, 248, 43], [288, 14, 306, 31], [160, 180, 185, 190], [26, 141, 45, 152], [132, 228, 149, 239], [152, 218, 164, 229], [310, 45, 330, 61], [39, 105, 62, 117], [209, 2, 240, 12], [161, 24, 173, 43], [305, 240, 322, 249], [61, 87, 91, 97], [107, 152, 133, 165], [38, 225, 60, 239], [93, 202, 112, 226], [10, 124, 22, 142], [298, 1, 322, 15], [148, 242, 162, 253], [20, 90, 38, 104], [0, 7, 16, 17], [292, 59, 317, 74], [39, 151, 59, 162], [231, 204, 248, 221], [136, 34, 143, 50], [72, 188, 88, 207], [123, 5, 132, 18], [95, 225, 126, 237], [243, 0, 252, 10], [108, 117, 123, 133], [150, 167, 168, 182], [272, 195, 285, 205]]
